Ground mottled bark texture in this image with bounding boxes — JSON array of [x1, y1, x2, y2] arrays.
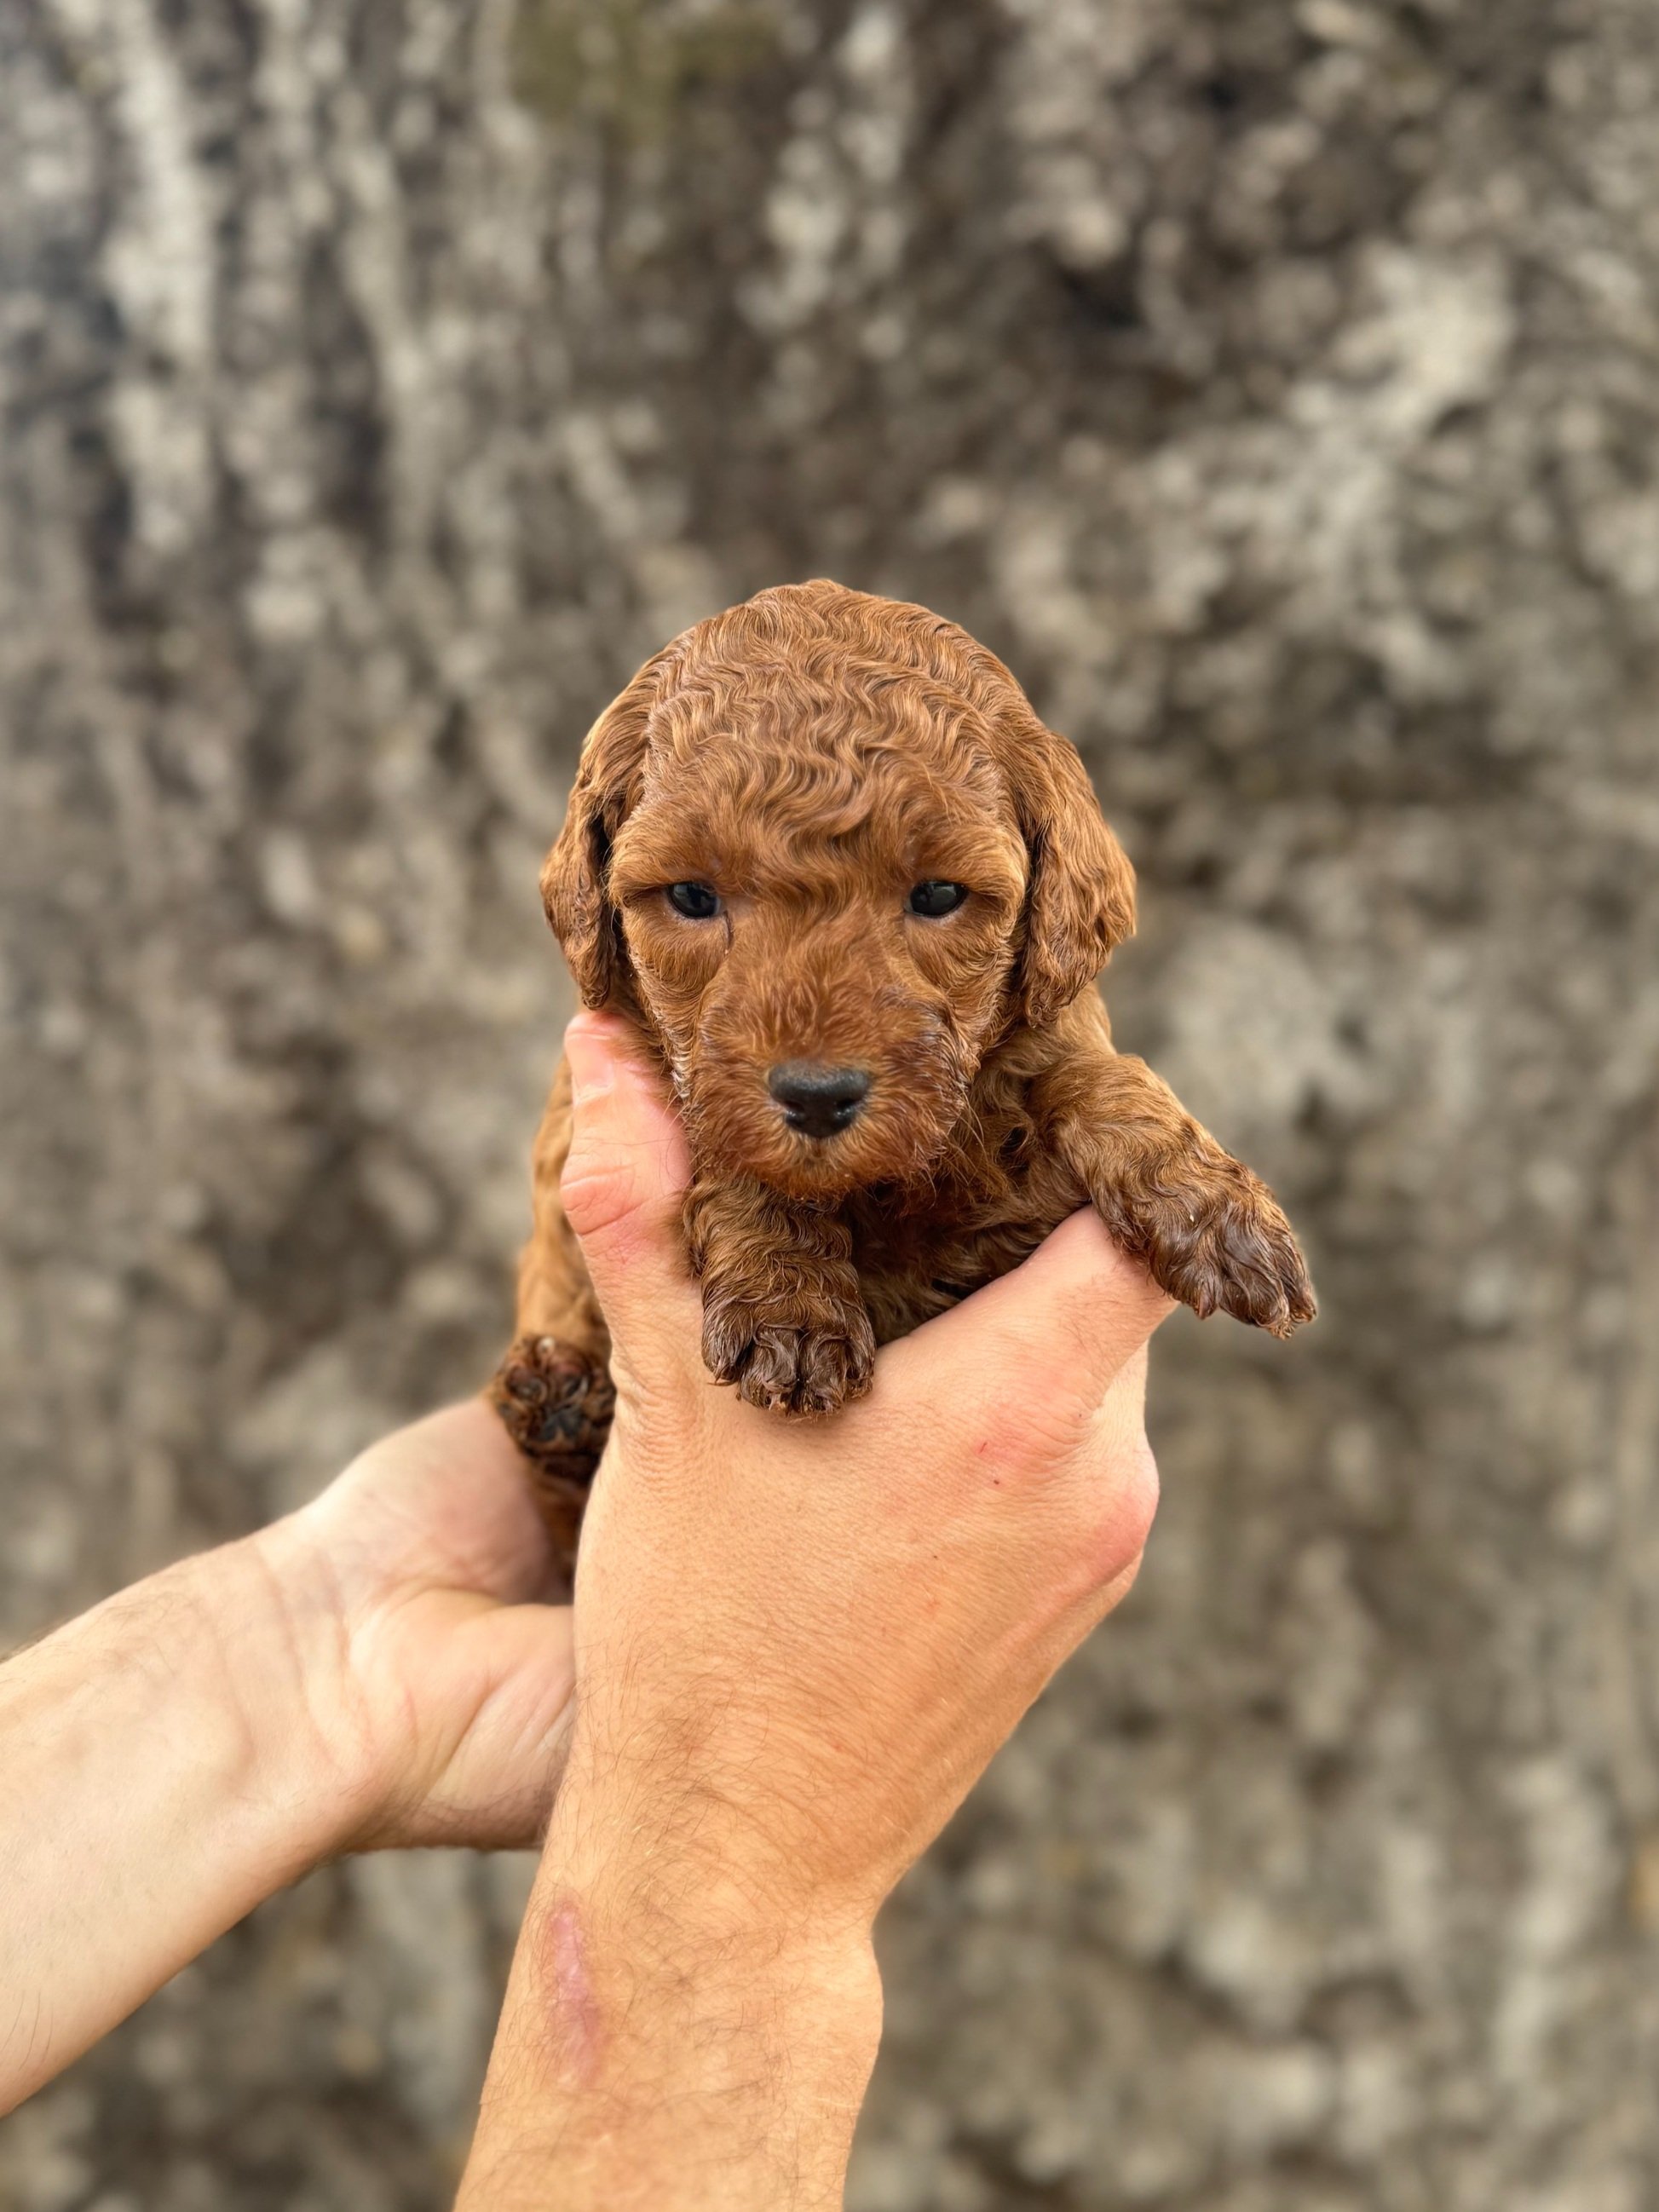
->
[[3, 0, 1657, 2203]]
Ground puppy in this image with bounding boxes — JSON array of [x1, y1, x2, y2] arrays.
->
[[491, 581, 1314, 1548]]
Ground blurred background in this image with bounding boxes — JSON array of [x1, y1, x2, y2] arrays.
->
[[3, 0, 1658, 2204]]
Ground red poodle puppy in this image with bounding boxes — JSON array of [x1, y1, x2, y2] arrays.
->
[[492, 581, 1314, 1545]]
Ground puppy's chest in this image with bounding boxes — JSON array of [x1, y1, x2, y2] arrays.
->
[[844, 1130, 1087, 1345]]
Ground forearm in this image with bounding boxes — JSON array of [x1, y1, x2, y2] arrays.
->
[[0, 1539, 360, 2111], [459, 1801, 883, 2211]]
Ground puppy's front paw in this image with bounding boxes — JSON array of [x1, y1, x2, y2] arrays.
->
[[702, 1293, 877, 1415], [1118, 1159, 1316, 1339]]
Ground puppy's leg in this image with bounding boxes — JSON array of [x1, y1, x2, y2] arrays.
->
[[489, 1057, 615, 1559], [1052, 1051, 1316, 1337], [687, 1172, 876, 1415]]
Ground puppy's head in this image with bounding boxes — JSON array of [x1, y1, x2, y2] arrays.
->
[[542, 581, 1134, 1199]]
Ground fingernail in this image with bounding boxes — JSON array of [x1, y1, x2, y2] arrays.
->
[[565, 1017, 616, 1108]]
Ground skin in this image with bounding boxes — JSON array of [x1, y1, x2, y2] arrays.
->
[[0, 1399, 575, 2116], [458, 1012, 1173, 2211]]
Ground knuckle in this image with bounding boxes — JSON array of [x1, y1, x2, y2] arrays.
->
[[559, 1150, 648, 1247], [1053, 1433, 1159, 1609], [1100, 1435, 1161, 1575]]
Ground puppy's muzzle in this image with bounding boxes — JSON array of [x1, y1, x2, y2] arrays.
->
[[768, 1062, 872, 1140]]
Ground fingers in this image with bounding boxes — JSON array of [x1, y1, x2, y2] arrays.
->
[[394, 1400, 562, 1604], [405, 1601, 577, 1852], [560, 1011, 701, 1371], [879, 1208, 1174, 1446], [348, 1596, 577, 1854]]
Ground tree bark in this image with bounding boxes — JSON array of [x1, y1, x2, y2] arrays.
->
[[4, 0, 1659, 2204]]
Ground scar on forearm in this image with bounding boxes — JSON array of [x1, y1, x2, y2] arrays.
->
[[530, 1898, 604, 2086]]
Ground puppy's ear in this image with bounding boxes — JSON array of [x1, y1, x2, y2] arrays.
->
[[540, 663, 660, 1007], [1011, 720, 1137, 1028]]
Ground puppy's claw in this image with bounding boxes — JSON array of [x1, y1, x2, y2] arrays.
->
[[703, 1299, 876, 1416]]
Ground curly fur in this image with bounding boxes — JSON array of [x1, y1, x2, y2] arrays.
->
[[492, 581, 1314, 1541]]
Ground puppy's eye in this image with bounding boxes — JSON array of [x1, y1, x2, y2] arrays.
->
[[907, 880, 968, 919], [666, 881, 722, 919]]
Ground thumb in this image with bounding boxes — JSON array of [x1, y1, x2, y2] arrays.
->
[[560, 1012, 700, 1369], [880, 1208, 1172, 1449]]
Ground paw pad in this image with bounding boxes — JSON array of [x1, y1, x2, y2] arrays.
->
[[489, 1335, 615, 1487]]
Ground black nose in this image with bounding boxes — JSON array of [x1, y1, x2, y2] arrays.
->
[[768, 1062, 872, 1139]]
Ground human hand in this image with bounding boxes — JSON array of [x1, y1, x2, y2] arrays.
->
[[558, 1010, 1166, 1921], [461, 1012, 1171, 2209], [1, 1398, 571, 2113], [252, 1397, 575, 1853]]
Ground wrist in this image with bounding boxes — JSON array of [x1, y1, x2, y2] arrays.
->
[[232, 1513, 403, 1859], [542, 1769, 879, 1979], [464, 1789, 883, 2211], [164, 1529, 382, 1871]]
